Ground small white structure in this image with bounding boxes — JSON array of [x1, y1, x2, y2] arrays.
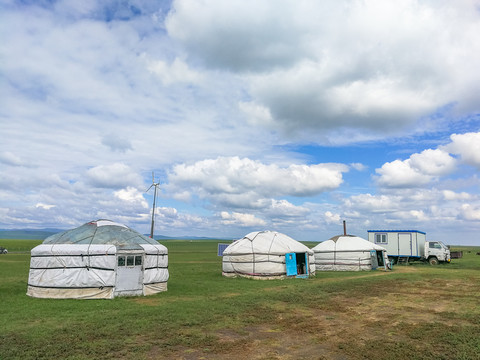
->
[[222, 230, 315, 279], [27, 220, 169, 299], [312, 235, 389, 271], [367, 230, 426, 259]]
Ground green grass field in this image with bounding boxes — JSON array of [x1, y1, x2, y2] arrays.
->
[[1, 239, 479, 360]]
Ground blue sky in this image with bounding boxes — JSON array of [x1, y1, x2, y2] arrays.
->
[[1, 0, 480, 245]]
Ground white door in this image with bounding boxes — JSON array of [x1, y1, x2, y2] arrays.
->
[[115, 253, 143, 296], [411, 235, 418, 256], [398, 233, 412, 256]]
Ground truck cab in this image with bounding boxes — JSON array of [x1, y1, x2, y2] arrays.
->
[[425, 241, 451, 265]]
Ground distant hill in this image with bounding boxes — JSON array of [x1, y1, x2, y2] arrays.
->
[[0, 229, 233, 241], [0, 229, 61, 240], [152, 234, 234, 241]]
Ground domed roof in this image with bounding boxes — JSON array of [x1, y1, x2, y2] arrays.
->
[[43, 219, 159, 249], [312, 234, 386, 251], [223, 230, 312, 255]]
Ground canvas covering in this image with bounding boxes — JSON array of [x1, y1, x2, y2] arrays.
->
[[222, 231, 315, 278], [27, 220, 168, 299], [312, 235, 388, 271]]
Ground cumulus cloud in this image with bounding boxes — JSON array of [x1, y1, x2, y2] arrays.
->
[[35, 203, 56, 210], [460, 204, 480, 221], [153, 206, 206, 232], [342, 188, 480, 235], [166, 0, 309, 72], [324, 211, 341, 224], [442, 190, 471, 201], [265, 199, 310, 219], [114, 187, 149, 207], [147, 57, 204, 85], [238, 101, 274, 127], [376, 160, 432, 188], [167, 156, 348, 208], [350, 163, 367, 171], [220, 211, 266, 227], [166, 0, 480, 140], [86, 163, 143, 189], [376, 149, 456, 188], [0, 152, 25, 166], [101, 134, 133, 153], [445, 132, 480, 170], [344, 193, 401, 214], [1, 1, 479, 245]]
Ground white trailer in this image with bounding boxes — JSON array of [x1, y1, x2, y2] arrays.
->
[[367, 230, 450, 265]]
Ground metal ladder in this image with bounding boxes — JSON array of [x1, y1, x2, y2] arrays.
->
[[397, 256, 410, 265]]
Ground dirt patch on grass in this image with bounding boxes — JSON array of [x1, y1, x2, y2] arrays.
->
[[158, 276, 479, 360]]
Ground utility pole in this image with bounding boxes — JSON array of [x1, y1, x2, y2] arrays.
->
[[146, 172, 160, 238]]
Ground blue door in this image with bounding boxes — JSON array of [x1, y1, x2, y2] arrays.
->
[[285, 252, 297, 276]]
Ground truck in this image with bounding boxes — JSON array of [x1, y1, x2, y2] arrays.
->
[[366, 230, 450, 265]]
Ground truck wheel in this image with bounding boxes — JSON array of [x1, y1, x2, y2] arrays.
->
[[428, 257, 439, 266]]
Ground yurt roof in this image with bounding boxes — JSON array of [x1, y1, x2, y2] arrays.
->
[[223, 230, 312, 255], [42, 219, 160, 250], [313, 235, 386, 251]]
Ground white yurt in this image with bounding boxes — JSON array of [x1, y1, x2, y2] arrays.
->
[[222, 230, 315, 279], [27, 219, 169, 299], [312, 235, 389, 271]]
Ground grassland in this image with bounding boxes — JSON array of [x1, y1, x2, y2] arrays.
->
[[0, 239, 479, 360]]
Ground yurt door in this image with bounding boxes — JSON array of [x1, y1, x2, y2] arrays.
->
[[115, 253, 143, 296], [285, 253, 297, 276], [370, 250, 378, 269]]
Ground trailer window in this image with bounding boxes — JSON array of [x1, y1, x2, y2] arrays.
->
[[375, 233, 387, 244], [117, 256, 125, 267]]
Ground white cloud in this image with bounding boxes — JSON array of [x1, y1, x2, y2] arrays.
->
[[35, 203, 56, 210], [147, 57, 204, 85], [153, 207, 206, 232], [1, 2, 479, 245], [238, 101, 274, 127], [445, 132, 480, 169], [341, 188, 480, 239], [166, 0, 309, 72], [350, 163, 367, 171], [114, 187, 149, 207], [86, 163, 143, 189], [460, 204, 480, 221], [167, 157, 348, 208], [324, 211, 341, 224], [101, 134, 133, 153], [266, 199, 310, 219], [166, 0, 480, 141], [395, 210, 429, 222], [344, 193, 400, 213], [0, 152, 25, 166], [442, 190, 471, 201], [409, 149, 457, 176], [376, 149, 456, 188], [220, 211, 266, 227], [376, 159, 432, 188]]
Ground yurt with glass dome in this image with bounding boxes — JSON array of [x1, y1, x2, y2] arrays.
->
[[27, 219, 169, 299]]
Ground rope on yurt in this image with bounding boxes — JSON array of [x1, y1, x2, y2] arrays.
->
[[86, 222, 100, 271], [267, 232, 276, 269], [249, 231, 262, 275], [251, 237, 255, 275], [333, 240, 336, 266]]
